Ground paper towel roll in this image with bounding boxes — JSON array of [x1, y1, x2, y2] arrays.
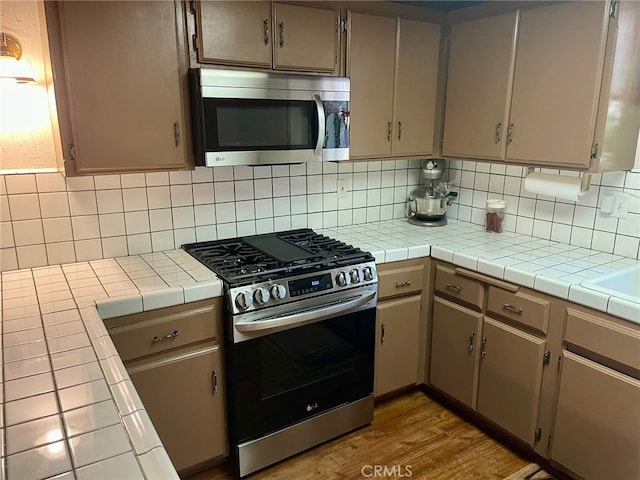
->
[[523, 173, 584, 202]]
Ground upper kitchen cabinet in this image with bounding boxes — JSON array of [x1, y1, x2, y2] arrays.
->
[[443, 1, 640, 171], [45, 1, 193, 175], [441, 12, 517, 161], [347, 11, 440, 160], [193, 1, 339, 74]]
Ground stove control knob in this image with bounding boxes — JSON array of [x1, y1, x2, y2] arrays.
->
[[349, 269, 361, 284], [336, 271, 348, 287], [363, 266, 375, 281], [270, 284, 287, 300], [253, 287, 270, 305], [235, 291, 253, 310]]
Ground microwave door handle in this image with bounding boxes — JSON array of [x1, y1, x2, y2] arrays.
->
[[313, 95, 325, 157]]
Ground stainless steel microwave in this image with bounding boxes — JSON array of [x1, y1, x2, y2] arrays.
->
[[188, 68, 350, 167]]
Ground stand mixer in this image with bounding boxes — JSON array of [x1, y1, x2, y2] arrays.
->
[[406, 159, 457, 226]]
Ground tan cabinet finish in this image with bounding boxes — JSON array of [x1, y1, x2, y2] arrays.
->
[[374, 258, 427, 397], [46, 1, 192, 175], [348, 12, 440, 159], [196, 1, 272, 68], [392, 19, 440, 157], [434, 263, 484, 311], [430, 296, 482, 408], [477, 317, 546, 445], [506, 2, 608, 167], [347, 12, 396, 158], [375, 295, 422, 397], [486, 286, 550, 335], [128, 343, 226, 471], [195, 1, 339, 73], [443, 1, 639, 171], [442, 12, 517, 160], [105, 298, 227, 471], [551, 351, 640, 480]]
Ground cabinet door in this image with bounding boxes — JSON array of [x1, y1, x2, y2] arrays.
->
[[273, 3, 338, 73], [128, 344, 226, 471], [375, 295, 421, 397], [477, 317, 546, 445], [430, 297, 483, 408], [196, 1, 272, 68], [52, 1, 190, 175], [392, 19, 440, 157], [347, 11, 396, 159], [506, 2, 609, 166], [442, 13, 517, 160], [551, 351, 640, 480]]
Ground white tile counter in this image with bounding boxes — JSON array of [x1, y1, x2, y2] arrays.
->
[[1, 219, 638, 479], [0, 250, 222, 480], [321, 218, 640, 324]]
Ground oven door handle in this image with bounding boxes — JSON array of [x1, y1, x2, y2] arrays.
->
[[235, 290, 376, 333]]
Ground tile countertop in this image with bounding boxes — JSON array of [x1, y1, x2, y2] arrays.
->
[[0, 250, 222, 480], [0, 219, 638, 479]]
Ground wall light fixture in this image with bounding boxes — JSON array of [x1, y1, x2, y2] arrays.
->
[[0, 32, 36, 83]]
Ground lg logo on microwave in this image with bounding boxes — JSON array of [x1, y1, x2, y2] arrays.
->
[[215, 156, 225, 162], [306, 403, 318, 412]]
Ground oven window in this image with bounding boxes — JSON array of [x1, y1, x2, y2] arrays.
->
[[227, 308, 375, 444], [203, 98, 318, 151]]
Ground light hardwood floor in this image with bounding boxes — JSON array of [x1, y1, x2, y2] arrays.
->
[[187, 390, 530, 480]]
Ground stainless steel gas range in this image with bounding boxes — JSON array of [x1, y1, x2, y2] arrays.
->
[[183, 229, 377, 477]]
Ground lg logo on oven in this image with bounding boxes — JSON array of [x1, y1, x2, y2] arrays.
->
[[306, 403, 319, 412], [361, 465, 413, 478]]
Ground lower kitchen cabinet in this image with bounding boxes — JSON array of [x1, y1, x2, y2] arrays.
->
[[375, 295, 421, 397], [430, 296, 482, 408], [550, 306, 640, 480], [104, 298, 227, 472], [476, 318, 546, 445], [428, 260, 559, 455], [551, 351, 640, 480], [128, 343, 226, 471], [374, 258, 427, 398]]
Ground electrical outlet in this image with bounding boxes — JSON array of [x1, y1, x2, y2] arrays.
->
[[611, 192, 629, 219], [337, 178, 348, 199]]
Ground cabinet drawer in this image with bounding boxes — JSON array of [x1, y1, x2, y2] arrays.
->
[[378, 261, 424, 300], [486, 286, 550, 335], [434, 264, 484, 311], [565, 308, 640, 371], [106, 299, 221, 362]]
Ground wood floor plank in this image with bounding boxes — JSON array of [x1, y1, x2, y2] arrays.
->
[[186, 390, 529, 480]]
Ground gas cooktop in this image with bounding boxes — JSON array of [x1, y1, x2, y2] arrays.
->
[[182, 229, 374, 286]]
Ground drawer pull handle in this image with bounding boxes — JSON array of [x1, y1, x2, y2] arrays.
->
[[503, 303, 523, 314], [152, 330, 180, 344], [395, 281, 412, 288], [481, 336, 487, 358], [381, 323, 385, 343], [468, 331, 475, 352], [446, 283, 462, 292]]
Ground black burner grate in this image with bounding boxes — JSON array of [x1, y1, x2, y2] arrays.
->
[[183, 229, 372, 285]]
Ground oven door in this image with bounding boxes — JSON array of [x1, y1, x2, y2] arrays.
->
[[226, 288, 376, 445]]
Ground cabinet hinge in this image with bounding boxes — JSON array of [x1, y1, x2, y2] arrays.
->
[[192, 33, 198, 54], [69, 144, 76, 161], [543, 350, 551, 366], [189, 0, 196, 15], [590, 143, 599, 159], [609, 0, 617, 18], [534, 427, 542, 444]]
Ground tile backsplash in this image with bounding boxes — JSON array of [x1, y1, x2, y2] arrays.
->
[[0, 161, 422, 271], [445, 160, 640, 260], [1, 159, 639, 272]]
